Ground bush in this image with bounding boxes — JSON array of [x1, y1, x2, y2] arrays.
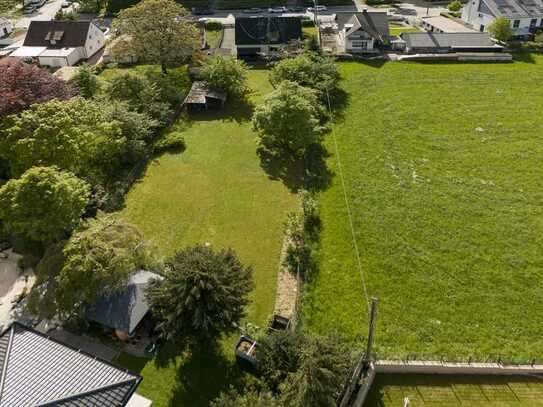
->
[[154, 132, 185, 154], [199, 56, 249, 99], [447, 0, 462, 12], [72, 65, 100, 99], [144, 68, 190, 107], [205, 20, 223, 30]]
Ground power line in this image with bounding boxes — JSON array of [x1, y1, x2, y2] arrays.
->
[[325, 88, 371, 314]]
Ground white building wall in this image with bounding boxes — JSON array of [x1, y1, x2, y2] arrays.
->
[[0, 19, 13, 38], [38, 48, 81, 67], [463, 0, 543, 33], [344, 31, 376, 52], [83, 23, 106, 58]]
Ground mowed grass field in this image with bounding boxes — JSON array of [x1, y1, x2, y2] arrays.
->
[[114, 69, 299, 406], [304, 55, 543, 360], [367, 374, 543, 406]]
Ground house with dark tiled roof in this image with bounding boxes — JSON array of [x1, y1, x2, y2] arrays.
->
[[0, 323, 146, 406], [320, 11, 389, 54], [10, 20, 105, 66], [462, 0, 543, 38], [235, 17, 302, 57]]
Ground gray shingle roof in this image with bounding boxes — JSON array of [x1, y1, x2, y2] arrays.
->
[[184, 81, 227, 105], [0, 323, 141, 406], [335, 11, 389, 38], [86, 270, 162, 335], [480, 0, 543, 18], [235, 17, 302, 46], [401, 32, 503, 49]]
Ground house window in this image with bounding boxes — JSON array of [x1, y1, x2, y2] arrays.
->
[[478, 13, 483, 17], [479, 24, 485, 32], [351, 40, 368, 49], [513, 19, 520, 28], [540, 18, 543, 26], [530, 18, 537, 27]]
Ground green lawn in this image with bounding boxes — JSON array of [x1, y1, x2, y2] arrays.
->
[[367, 374, 543, 406], [303, 55, 543, 361], [115, 68, 299, 405], [389, 23, 420, 36]]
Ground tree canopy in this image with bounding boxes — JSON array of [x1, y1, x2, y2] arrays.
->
[[0, 58, 73, 118], [105, 72, 171, 124], [199, 56, 249, 99], [488, 17, 513, 43], [147, 245, 253, 342], [212, 389, 281, 407], [0, 166, 90, 243], [111, 0, 200, 73], [447, 0, 462, 12], [54, 215, 156, 316], [279, 333, 352, 407], [0, 98, 153, 183], [252, 81, 324, 158], [72, 65, 100, 98], [269, 52, 340, 95]]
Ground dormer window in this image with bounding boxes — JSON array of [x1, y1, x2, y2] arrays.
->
[[45, 30, 64, 45]]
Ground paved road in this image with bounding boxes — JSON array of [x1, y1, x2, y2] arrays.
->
[[14, 0, 67, 29]]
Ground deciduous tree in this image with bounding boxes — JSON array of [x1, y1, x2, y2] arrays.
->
[[0, 58, 72, 117], [55, 215, 156, 316], [200, 56, 249, 99], [111, 0, 200, 73], [252, 81, 323, 158], [0, 166, 90, 243], [147, 245, 253, 342], [489, 16, 513, 43], [269, 52, 339, 95]]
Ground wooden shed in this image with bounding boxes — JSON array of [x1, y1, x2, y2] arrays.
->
[[183, 81, 226, 110]]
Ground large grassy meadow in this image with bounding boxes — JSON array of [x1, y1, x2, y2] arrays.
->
[[304, 55, 543, 360]]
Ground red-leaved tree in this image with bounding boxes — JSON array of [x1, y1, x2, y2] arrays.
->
[[0, 58, 73, 118]]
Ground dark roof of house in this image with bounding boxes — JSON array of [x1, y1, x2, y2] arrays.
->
[[235, 17, 302, 46], [479, 0, 543, 18], [23, 20, 93, 48], [335, 11, 389, 38], [184, 81, 227, 105], [401, 32, 503, 49], [0, 323, 141, 406], [86, 270, 162, 335]]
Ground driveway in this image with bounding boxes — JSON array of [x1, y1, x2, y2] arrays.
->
[[14, 0, 65, 29]]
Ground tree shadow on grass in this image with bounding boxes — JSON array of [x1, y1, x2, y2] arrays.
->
[[186, 98, 254, 125], [168, 342, 247, 407], [257, 142, 334, 194]]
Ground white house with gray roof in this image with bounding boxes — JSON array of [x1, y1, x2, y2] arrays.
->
[[462, 0, 543, 37], [0, 323, 146, 406]]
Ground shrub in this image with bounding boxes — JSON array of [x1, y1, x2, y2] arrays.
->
[[154, 132, 185, 154], [447, 0, 462, 12], [72, 65, 100, 99], [205, 20, 223, 30]]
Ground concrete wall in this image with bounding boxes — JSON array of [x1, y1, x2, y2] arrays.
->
[[376, 360, 543, 375]]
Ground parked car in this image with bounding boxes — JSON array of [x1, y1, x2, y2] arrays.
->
[[268, 6, 287, 13], [243, 7, 262, 13], [22, 5, 36, 13], [61, 1, 70, 7], [30, 0, 46, 7], [307, 5, 327, 12], [289, 6, 304, 12]]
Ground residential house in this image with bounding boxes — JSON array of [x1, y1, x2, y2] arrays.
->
[[10, 20, 105, 67], [400, 32, 504, 53], [85, 270, 162, 341], [0, 18, 13, 38], [462, 0, 543, 38], [0, 323, 144, 406], [235, 17, 302, 57], [335, 11, 389, 53]]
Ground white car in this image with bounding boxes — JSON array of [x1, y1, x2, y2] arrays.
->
[[307, 5, 327, 12], [268, 6, 287, 13]]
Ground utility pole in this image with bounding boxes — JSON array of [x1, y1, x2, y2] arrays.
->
[[363, 297, 379, 368], [339, 297, 379, 407]]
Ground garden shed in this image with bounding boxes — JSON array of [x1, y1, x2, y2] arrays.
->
[[183, 81, 227, 110]]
